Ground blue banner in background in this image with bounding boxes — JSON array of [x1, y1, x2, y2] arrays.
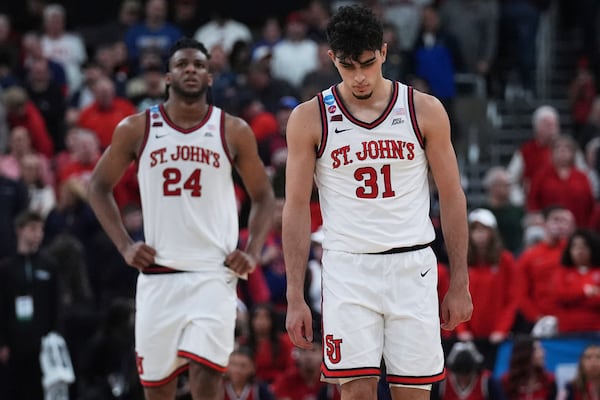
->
[[494, 335, 600, 390]]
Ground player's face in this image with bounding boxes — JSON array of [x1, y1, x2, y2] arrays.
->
[[166, 48, 212, 100], [330, 45, 387, 100]]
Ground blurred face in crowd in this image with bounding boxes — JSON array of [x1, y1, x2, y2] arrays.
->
[[580, 345, 600, 380], [145, 0, 167, 24], [17, 220, 44, 253], [569, 235, 591, 267], [262, 17, 281, 44], [532, 341, 545, 368], [488, 172, 511, 202], [551, 137, 576, 168], [20, 154, 42, 185], [469, 222, 493, 250], [226, 352, 255, 386], [9, 126, 32, 156], [251, 306, 272, 337], [28, 58, 51, 88], [43, 8, 65, 37], [93, 77, 116, 109], [421, 6, 440, 33], [535, 113, 559, 145], [545, 209, 575, 240]]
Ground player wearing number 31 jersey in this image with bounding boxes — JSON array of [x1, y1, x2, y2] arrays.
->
[[282, 6, 473, 400], [315, 82, 433, 252]]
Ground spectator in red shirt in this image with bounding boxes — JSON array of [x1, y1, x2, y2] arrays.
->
[[515, 205, 575, 332], [501, 336, 556, 400], [55, 128, 100, 187], [507, 105, 560, 205], [554, 229, 600, 333], [456, 208, 519, 370], [564, 344, 600, 400], [77, 76, 137, 149], [243, 303, 294, 385], [271, 338, 325, 400], [2, 85, 54, 157], [527, 135, 595, 227]]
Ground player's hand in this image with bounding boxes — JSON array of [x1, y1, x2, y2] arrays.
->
[[224, 250, 257, 276], [440, 284, 473, 331], [122, 241, 156, 270], [286, 299, 314, 350]]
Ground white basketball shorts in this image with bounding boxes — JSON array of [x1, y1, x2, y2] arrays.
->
[[135, 268, 238, 386], [320, 246, 446, 386]]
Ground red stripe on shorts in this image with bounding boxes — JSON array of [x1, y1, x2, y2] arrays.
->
[[321, 364, 381, 379], [386, 368, 446, 385], [140, 364, 189, 387], [178, 350, 227, 373]]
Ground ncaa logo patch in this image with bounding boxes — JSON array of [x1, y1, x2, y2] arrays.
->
[[323, 94, 335, 106]]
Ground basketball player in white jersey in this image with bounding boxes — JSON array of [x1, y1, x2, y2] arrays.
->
[[282, 5, 473, 400], [88, 38, 275, 400]]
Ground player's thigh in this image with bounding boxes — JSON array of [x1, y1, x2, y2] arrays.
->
[[321, 251, 385, 375]]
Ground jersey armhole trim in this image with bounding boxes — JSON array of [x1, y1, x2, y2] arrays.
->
[[136, 108, 152, 173], [219, 109, 234, 166], [407, 86, 425, 149], [316, 92, 328, 158]]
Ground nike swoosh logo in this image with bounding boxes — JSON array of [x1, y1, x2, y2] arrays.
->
[[155, 133, 168, 139], [420, 268, 432, 277], [334, 128, 352, 133]]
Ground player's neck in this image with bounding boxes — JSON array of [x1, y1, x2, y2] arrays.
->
[[338, 77, 391, 106], [163, 98, 210, 127]]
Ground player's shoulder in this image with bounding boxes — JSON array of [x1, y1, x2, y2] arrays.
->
[[410, 88, 450, 136], [411, 87, 446, 115], [287, 96, 322, 129], [222, 110, 252, 135], [115, 110, 148, 133]]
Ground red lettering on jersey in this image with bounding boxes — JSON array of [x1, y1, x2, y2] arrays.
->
[[150, 148, 167, 167], [168, 145, 220, 167], [356, 140, 414, 161], [331, 145, 352, 168], [406, 142, 415, 160], [325, 334, 343, 364]]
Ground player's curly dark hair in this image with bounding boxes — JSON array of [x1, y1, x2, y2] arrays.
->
[[167, 37, 210, 65], [326, 5, 383, 61]]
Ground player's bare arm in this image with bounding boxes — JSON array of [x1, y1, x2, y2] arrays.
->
[[88, 113, 157, 270], [282, 98, 321, 349], [224, 115, 275, 276], [415, 90, 473, 330]]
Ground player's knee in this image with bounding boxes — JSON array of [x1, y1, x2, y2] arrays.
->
[[340, 376, 378, 400], [143, 381, 177, 400], [188, 362, 223, 396]]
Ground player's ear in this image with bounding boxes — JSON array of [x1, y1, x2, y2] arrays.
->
[[380, 43, 388, 62], [165, 71, 172, 86]]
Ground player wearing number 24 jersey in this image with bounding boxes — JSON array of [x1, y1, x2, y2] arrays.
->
[[282, 6, 472, 400], [88, 38, 274, 400]]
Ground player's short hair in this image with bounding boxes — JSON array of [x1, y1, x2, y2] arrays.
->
[[167, 37, 210, 66], [326, 5, 383, 61]]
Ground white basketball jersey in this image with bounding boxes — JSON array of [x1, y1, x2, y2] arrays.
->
[[137, 104, 238, 271], [314, 82, 435, 253]]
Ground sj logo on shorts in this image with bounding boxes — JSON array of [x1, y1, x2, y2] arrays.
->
[[325, 334, 343, 364], [136, 353, 144, 375]]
